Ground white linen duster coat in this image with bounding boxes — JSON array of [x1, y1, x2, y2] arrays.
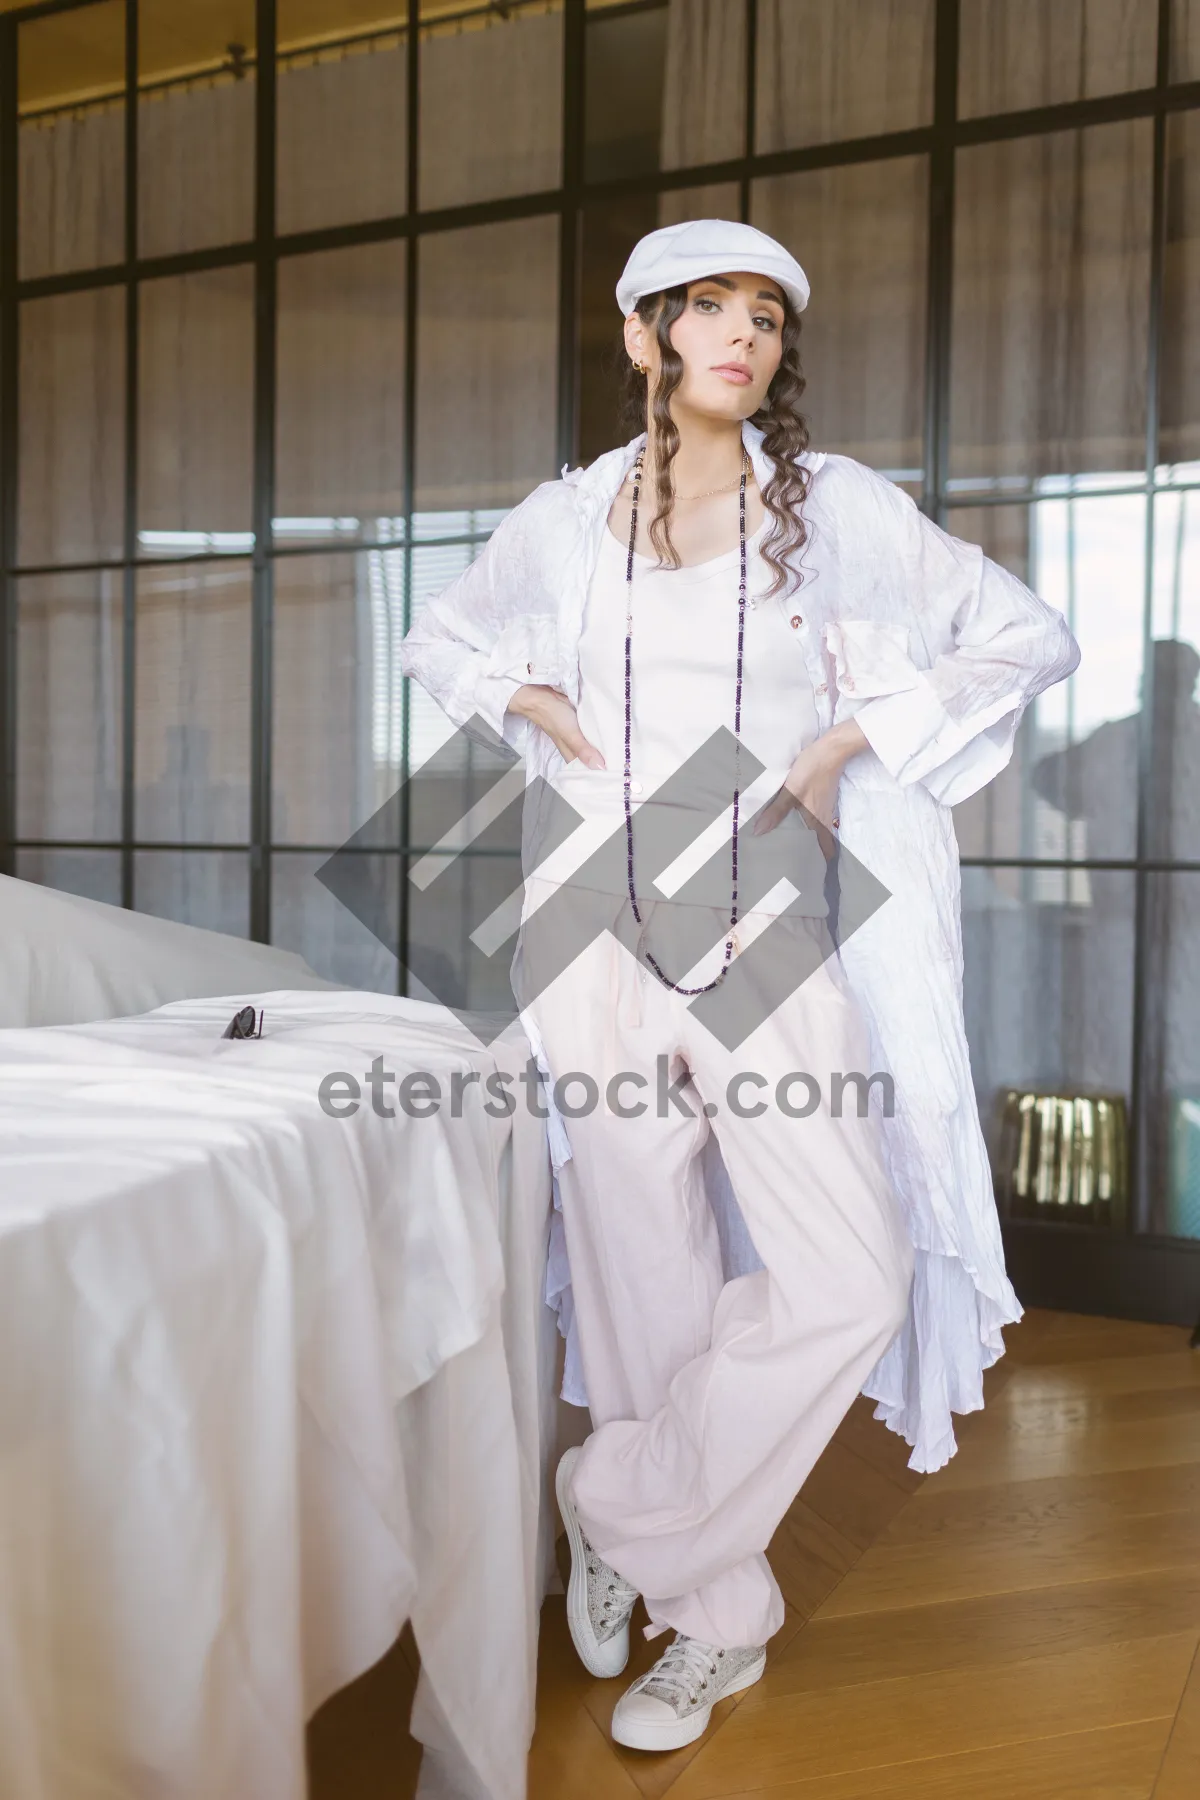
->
[[399, 419, 1081, 1473]]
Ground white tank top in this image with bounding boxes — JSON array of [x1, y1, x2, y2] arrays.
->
[[533, 515, 825, 920], [576, 516, 819, 790]]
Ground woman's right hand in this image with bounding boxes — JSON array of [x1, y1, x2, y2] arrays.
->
[[507, 684, 606, 769]]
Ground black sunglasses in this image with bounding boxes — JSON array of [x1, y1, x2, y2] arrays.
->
[[221, 1005, 264, 1041]]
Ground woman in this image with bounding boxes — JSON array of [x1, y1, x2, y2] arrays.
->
[[399, 218, 1080, 1753]]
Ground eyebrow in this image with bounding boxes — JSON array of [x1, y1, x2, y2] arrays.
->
[[698, 275, 784, 306]]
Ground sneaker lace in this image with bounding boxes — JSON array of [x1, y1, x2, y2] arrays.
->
[[586, 1541, 638, 1621], [640, 1635, 723, 1707]]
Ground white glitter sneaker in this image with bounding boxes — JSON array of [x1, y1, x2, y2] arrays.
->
[[610, 1632, 766, 1751], [556, 1446, 640, 1678]]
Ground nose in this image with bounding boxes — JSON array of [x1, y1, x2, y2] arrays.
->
[[727, 300, 758, 347]]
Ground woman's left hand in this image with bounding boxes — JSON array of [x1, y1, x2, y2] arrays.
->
[[751, 720, 869, 855]]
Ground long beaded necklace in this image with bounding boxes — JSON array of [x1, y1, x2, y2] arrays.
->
[[622, 447, 750, 994]]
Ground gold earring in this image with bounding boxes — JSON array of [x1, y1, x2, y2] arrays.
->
[[632, 359, 647, 376]]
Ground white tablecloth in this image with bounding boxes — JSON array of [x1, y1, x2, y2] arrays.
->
[[0, 991, 557, 1800]]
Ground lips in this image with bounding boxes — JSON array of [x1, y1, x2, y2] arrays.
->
[[712, 363, 753, 384]]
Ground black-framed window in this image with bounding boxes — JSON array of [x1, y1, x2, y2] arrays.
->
[[2, 0, 1199, 1244]]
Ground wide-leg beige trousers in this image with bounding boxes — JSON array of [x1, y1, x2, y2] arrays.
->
[[525, 891, 914, 1650]]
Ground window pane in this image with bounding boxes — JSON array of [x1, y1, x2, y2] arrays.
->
[[404, 540, 489, 775], [138, 0, 255, 258], [659, 0, 745, 172], [138, 268, 255, 549], [1173, 1, 1200, 80], [755, 0, 933, 153], [753, 157, 928, 477], [419, 6, 562, 210], [415, 216, 558, 516], [1144, 873, 1200, 1238], [950, 121, 1152, 490], [1162, 110, 1200, 472], [585, 0, 743, 183], [1151, 490, 1200, 865], [585, 2, 668, 182], [951, 495, 1146, 864], [274, 550, 406, 847], [275, 242, 406, 548], [964, 866, 1135, 1203], [15, 849, 123, 907], [18, 288, 125, 568], [19, 0, 125, 280], [133, 850, 249, 936], [959, 0, 1156, 118], [16, 571, 123, 842], [134, 561, 252, 843], [272, 849, 399, 992], [277, 9, 407, 233]]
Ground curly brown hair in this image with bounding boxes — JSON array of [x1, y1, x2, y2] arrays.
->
[[617, 283, 811, 597]]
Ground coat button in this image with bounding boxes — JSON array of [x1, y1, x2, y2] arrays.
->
[[843, 676, 855, 691], [526, 662, 533, 674], [815, 682, 827, 695], [789, 614, 803, 629]]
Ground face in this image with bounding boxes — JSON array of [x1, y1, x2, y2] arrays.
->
[[624, 269, 786, 423]]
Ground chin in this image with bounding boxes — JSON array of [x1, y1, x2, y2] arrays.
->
[[683, 380, 768, 423]]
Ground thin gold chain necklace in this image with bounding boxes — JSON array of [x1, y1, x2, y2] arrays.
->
[[632, 463, 749, 502]]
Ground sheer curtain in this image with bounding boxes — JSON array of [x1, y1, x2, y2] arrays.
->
[[655, 2, 929, 471], [958, 0, 1156, 115], [755, 0, 935, 151], [276, 36, 408, 235], [951, 119, 1152, 483], [19, 103, 124, 280], [13, 1, 1199, 1145], [15, 8, 562, 927]]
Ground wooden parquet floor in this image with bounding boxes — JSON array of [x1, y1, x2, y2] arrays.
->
[[308, 1308, 1200, 1799]]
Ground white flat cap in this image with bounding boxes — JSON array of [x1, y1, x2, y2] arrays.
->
[[615, 218, 810, 317]]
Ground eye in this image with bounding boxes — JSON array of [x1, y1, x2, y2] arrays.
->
[[694, 295, 720, 312], [754, 313, 780, 332]]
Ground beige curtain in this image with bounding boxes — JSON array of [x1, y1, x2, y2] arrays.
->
[[272, 553, 380, 848], [658, 0, 745, 171], [277, 37, 407, 235], [16, 572, 123, 844], [951, 118, 1153, 482], [133, 560, 252, 845], [1163, 109, 1200, 469], [137, 267, 256, 537], [752, 158, 928, 474], [414, 213, 560, 514], [274, 239, 407, 534], [18, 104, 124, 281], [18, 287, 125, 568], [138, 76, 256, 258], [754, 0, 935, 152], [959, 0, 1156, 117], [1176, 0, 1200, 80], [419, 6, 563, 211], [14, 2, 1198, 1018], [656, 4, 928, 470]]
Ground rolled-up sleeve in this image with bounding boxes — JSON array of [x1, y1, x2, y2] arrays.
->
[[837, 498, 1081, 808]]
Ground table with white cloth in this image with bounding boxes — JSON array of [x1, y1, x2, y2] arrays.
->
[[0, 990, 558, 1800]]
